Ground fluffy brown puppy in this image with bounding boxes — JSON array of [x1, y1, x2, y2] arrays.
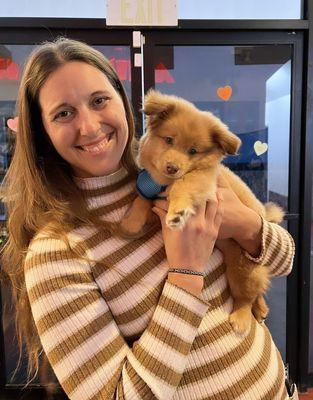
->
[[121, 89, 284, 334]]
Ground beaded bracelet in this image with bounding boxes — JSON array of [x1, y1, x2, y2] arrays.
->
[[168, 268, 205, 277]]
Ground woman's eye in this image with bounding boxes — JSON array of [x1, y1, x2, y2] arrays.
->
[[93, 97, 108, 106], [165, 137, 173, 145], [54, 110, 72, 120], [188, 148, 197, 155]]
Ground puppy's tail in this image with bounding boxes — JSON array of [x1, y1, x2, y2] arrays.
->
[[264, 202, 284, 223]]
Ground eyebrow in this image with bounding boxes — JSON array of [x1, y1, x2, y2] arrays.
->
[[47, 90, 110, 116]]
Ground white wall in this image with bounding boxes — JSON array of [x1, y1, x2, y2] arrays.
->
[[0, 0, 302, 19], [179, 0, 301, 19], [0, 0, 106, 18], [266, 61, 291, 197]]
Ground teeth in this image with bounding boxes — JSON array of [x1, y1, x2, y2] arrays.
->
[[80, 132, 114, 153]]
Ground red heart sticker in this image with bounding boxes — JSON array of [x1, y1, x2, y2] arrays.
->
[[7, 117, 18, 133]]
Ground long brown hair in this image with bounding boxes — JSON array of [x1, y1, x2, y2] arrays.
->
[[0, 37, 137, 388]]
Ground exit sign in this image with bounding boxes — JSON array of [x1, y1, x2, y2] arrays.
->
[[106, 0, 178, 26]]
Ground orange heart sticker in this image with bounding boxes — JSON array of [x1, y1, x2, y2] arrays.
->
[[217, 85, 232, 101]]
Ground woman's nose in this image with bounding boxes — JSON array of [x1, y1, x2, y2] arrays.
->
[[78, 108, 99, 136]]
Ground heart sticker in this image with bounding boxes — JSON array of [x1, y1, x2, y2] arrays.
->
[[217, 85, 232, 101], [7, 116, 18, 133], [254, 141, 268, 156]]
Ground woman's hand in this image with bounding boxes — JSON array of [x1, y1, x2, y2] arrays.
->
[[216, 175, 262, 257], [152, 192, 224, 273]]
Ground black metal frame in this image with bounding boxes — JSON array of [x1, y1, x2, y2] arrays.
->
[[300, 0, 313, 391], [0, 17, 308, 30], [0, 1, 312, 396]]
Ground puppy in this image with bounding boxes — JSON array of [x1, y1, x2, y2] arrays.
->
[[120, 89, 284, 334]]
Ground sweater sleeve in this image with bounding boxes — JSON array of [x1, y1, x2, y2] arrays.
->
[[24, 236, 209, 400], [243, 217, 295, 277]]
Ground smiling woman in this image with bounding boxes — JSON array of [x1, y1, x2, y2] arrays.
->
[[0, 37, 138, 391], [39, 61, 129, 177]]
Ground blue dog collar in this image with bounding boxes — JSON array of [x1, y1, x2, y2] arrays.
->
[[136, 170, 167, 200]]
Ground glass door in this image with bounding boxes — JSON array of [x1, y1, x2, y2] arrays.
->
[[0, 27, 305, 393], [141, 31, 302, 364]]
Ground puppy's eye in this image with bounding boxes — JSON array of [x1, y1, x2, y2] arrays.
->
[[165, 137, 174, 145], [188, 148, 197, 155]]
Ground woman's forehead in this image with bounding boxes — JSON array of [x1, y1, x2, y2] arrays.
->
[[39, 61, 115, 111]]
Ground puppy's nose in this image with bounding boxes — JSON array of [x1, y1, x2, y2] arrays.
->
[[166, 163, 179, 175]]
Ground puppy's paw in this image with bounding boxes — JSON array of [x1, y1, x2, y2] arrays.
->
[[229, 310, 251, 335], [166, 206, 195, 229]]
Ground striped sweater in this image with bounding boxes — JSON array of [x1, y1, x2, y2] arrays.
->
[[24, 167, 295, 400]]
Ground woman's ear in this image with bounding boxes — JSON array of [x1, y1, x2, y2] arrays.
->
[[212, 121, 241, 155]]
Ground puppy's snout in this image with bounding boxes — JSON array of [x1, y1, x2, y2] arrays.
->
[[166, 163, 179, 175]]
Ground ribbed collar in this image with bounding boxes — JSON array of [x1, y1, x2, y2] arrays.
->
[[73, 167, 129, 191], [73, 167, 136, 222]]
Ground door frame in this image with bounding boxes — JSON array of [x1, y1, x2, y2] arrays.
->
[[0, 16, 311, 396]]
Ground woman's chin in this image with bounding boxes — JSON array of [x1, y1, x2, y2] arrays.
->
[[72, 163, 121, 178]]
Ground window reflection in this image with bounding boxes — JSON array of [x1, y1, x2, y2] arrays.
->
[[94, 45, 132, 100]]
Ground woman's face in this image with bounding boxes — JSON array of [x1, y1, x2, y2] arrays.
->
[[39, 61, 129, 178]]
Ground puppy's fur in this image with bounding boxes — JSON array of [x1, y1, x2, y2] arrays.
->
[[121, 90, 284, 333]]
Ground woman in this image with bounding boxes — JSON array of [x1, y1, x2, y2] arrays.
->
[[1, 38, 296, 399]]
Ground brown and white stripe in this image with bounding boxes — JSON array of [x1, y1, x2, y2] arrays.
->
[[24, 168, 295, 399]]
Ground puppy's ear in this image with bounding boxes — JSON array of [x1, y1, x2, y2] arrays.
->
[[212, 121, 241, 155], [142, 89, 175, 123]]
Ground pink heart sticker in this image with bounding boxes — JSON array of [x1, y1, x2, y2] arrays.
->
[[7, 117, 18, 133]]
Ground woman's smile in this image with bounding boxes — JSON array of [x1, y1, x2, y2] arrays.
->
[[76, 131, 115, 154]]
